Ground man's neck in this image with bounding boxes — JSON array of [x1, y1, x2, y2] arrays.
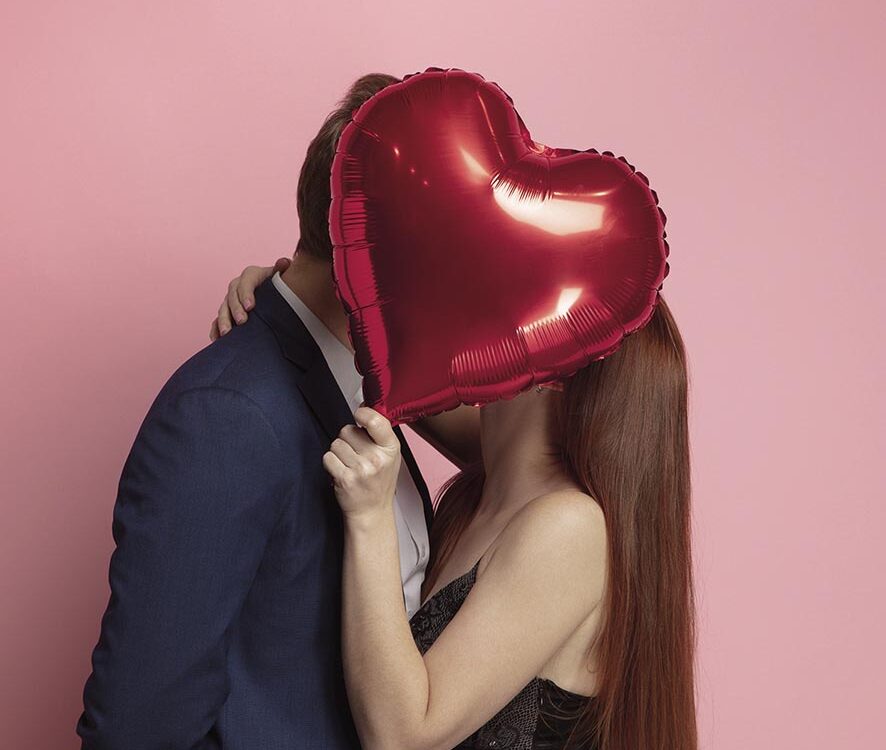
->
[[280, 255, 353, 352]]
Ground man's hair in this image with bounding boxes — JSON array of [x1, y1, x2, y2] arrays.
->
[[296, 73, 400, 261]]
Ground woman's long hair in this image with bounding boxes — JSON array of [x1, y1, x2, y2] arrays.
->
[[423, 295, 697, 750]]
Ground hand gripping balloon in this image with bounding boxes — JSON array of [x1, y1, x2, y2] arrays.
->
[[329, 67, 668, 424]]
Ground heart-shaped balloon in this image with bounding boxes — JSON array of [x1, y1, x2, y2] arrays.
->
[[330, 68, 668, 424]]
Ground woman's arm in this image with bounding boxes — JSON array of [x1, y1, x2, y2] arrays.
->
[[325, 407, 607, 750]]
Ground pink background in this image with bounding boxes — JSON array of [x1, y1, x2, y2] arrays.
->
[[2, 2, 884, 747]]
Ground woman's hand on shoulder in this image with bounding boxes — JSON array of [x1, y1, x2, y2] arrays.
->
[[209, 257, 292, 340]]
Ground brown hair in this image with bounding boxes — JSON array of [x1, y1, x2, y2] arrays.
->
[[425, 295, 697, 750], [296, 73, 400, 260]]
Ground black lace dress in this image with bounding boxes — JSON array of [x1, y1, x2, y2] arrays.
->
[[409, 562, 599, 749]]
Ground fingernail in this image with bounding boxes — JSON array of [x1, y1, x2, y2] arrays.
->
[[243, 298, 253, 310], [220, 325, 230, 335], [235, 313, 246, 324]]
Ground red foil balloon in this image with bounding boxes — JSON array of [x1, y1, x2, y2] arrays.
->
[[329, 68, 669, 424]]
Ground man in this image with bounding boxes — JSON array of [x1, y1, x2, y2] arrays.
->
[[77, 73, 479, 749]]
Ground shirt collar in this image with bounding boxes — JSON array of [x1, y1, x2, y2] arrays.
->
[[272, 271, 363, 410]]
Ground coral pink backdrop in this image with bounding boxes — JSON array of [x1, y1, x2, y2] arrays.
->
[[2, 2, 883, 748]]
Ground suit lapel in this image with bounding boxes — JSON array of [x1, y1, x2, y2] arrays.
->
[[254, 277, 434, 532], [252, 278, 355, 441], [393, 426, 435, 533]]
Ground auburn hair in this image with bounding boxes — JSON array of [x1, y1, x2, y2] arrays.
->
[[425, 295, 698, 750]]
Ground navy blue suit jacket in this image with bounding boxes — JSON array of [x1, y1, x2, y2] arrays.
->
[[77, 279, 433, 749]]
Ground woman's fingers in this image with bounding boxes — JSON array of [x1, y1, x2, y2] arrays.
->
[[273, 256, 292, 274], [239, 261, 288, 311], [353, 406, 399, 449], [226, 278, 248, 325], [322, 450, 347, 481], [338, 423, 376, 453], [237, 266, 266, 312], [328, 423, 394, 482], [210, 258, 292, 342], [217, 300, 233, 336], [330, 436, 362, 469]]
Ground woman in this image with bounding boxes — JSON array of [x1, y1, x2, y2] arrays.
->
[[212, 263, 697, 750]]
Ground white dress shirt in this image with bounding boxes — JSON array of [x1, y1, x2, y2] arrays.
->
[[272, 272, 430, 617]]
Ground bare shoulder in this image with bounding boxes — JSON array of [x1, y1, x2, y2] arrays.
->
[[482, 489, 607, 583], [508, 489, 605, 548], [522, 488, 604, 527]]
